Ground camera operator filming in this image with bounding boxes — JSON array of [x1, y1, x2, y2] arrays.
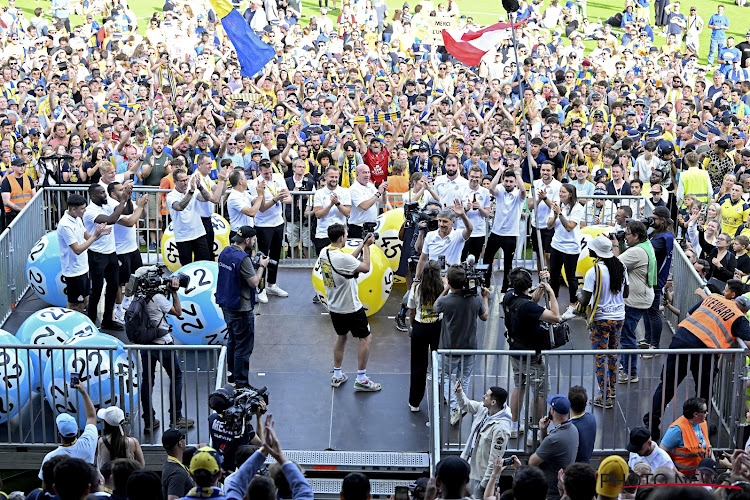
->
[[124, 265, 194, 431], [208, 384, 267, 473], [216, 226, 270, 389]]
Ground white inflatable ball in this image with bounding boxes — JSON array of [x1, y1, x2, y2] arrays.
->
[[43, 332, 139, 428], [16, 308, 99, 382], [26, 232, 67, 307], [167, 261, 228, 346], [0, 330, 34, 424]]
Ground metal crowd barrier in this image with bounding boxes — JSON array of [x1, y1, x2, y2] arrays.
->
[[0, 191, 46, 325], [430, 346, 748, 470], [663, 244, 705, 329], [0, 343, 221, 448]]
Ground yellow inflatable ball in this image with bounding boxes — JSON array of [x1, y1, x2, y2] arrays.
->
[[312, 239, 394, 316], [374, 208, 406, 282], [161, 213, 231, 271], [563, 225, 614, 287]]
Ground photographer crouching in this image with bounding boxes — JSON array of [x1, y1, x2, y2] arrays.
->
[[216, 226, 271, 389], [208, 384, 267, 473], [124, 265, 194, 431]]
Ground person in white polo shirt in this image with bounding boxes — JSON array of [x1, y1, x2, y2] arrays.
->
[[415, 199, 473, 277], [313, 165, 352, 255], [251, 159, 291, 302], [83, 183, 128, 331], [166, 168, 210, 266], [226, 168, 264, 239], [459, 165, 492, 262], [57, 194, 108, 312], [433, 154, 469, 208], [348, 164, 388, 238], [194, 154, 231, 261], [483, 167, 527, 293]]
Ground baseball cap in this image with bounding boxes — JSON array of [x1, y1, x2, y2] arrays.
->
[[546, 394, 571, 414], [190, 447, 223, 474], [251, 149, 262, 156], [162, 428, 187, 450], [594, 168, 608, 179], [11, 158, 25, 167], [250, 135, 262, 143], [28, 128, 40, 135], [311, 109, 323, 116], [365, 128, 376, 136], [97, 406, 125, 434], [652, 206, 673, 225], [232, 225, 257, 243], [596, 456, 629, 497], [697, 458, 718, 474], [626, 426, 651, 452], [56, 413, 79, 438]]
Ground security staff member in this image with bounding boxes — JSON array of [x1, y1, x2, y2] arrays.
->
[[660, 397, 711, 476], [1, 158, 35, 227], [643, 281, 750, 440], [216, 226, 269, 388]]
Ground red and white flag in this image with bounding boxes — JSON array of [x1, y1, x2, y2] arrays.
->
[[441, 21, 524, 66]]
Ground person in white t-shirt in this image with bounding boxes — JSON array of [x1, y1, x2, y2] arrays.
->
[[166, 168, 210, 266], [38, 381, 98, 479], [627, 426, 675, 472], [251, 160, 292, 301], [320, 224, 381, 392], [576, 235, 629, 409], [433, 154, 469, 208], [415, 200, 473, 278], [527, 161, 561, 271], [56, 194, 108, 312], [226, 169, 264, 237], [348, 164, 388, 238], [483, 167, 527, 292], [459, 165, 492, 263], [313, 165, 352, 255], [194, 155, 231, 261], [83, 183, 128, 331]]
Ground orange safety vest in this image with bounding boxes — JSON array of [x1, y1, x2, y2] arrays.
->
[[666, 415, 711, 475], [4, 174, 32, 213], [678, 294, 742, 349], [159, 174, 176, 216]]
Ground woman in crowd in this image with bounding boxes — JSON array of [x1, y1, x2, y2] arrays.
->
[[96, 406, 145, 469], [707, 233, 737, 281]]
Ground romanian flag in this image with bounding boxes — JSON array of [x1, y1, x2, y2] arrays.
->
[[210, 0, 276, 78]]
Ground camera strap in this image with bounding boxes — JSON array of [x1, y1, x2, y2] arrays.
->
[[325, 248, 359, 280]]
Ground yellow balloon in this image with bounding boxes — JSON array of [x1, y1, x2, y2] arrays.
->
[[312, 239, 394, 316], [161, 213, 231, 271], [374, 208, 406, 282], [563, 225, 615, 286]]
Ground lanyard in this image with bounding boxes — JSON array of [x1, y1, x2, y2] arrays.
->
[[167, 455, 191, 475]]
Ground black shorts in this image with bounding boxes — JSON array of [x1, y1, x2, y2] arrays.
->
[[118, 249, 144, 284], [330, 308, 371, 338], [531, 227, 554, 254], [65, 272, 91, 304]]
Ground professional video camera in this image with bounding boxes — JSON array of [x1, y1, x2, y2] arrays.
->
[[251, 251, 278, 272], [403, 202, 439, 230], [460, 255, 489, 296], [124, 265, 188, 298], [640, 216, 655, 227], [362, 221, 379, 239], [218, 385, 269, 435]]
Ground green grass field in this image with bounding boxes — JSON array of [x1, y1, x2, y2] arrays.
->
[[16, 0, 750, 64]]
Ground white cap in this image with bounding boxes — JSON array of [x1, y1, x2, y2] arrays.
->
[[97, 406, 125, 434]]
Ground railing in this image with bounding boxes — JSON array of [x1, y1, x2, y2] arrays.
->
[[663, 243, 705, 329], [0, 343, 221, 448], [0, 191, 47, 325], [430, 346, 748, 470]]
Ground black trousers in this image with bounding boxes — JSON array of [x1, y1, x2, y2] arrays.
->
[[313, 237, 330, 257], [176, 237, 210, 266], [461, 236, 485, 263], [483, 233, 517, 291], [256, 224, 284, 284], [409, 320, 442, 407], [549, 248, 579, 303], [201, 216, 216, 261], [87, 250, 119, 324]]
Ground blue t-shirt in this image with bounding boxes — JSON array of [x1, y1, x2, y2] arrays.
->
[[570, 412, 597, 463], [708, 14, 729, 40], [661, 421, 706, 450]]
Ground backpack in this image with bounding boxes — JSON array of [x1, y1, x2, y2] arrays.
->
[[124, 296, 165, 344], [502, 291, 570, 352]]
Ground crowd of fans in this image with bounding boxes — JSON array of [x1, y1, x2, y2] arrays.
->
[[6, 0, 750, 496]]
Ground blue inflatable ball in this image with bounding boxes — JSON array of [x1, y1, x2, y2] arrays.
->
[[27, 232, 68, 307], [43, 332, 139, 428], [16, 308, 99, 382], [167, 261, 228, 346], [0, 330, 34, 424]]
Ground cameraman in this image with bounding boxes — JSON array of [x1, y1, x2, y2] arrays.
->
[[207, 385, 264, 473], [133, 267, 194, 431], [643, 207, 675, 353], [216, 226, 269, 389], [435, 265, 490, 426], [503, 268, 559, 439]]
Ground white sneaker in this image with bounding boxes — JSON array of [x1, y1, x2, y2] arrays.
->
[[113, 308, 125, 324], [510, 422, 525, 438], [266, 283, 289, 297], [561, 305, 577, 321], [526, 430, 541, 447], [450, 408, 462, 426], [257, 289, 269, 304]]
